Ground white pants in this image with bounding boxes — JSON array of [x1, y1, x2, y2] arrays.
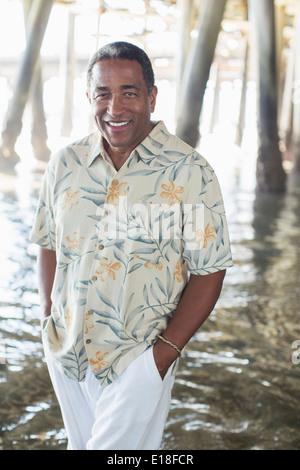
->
[[45, 346, 175, 450]]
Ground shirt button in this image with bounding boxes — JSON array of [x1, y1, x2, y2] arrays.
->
[[98, 244, 104, 250], [87, 309, 93, 315], [104, 210, 109, 216], [86, 339, 91, 344], [112, 179, 119, 186], [91, 275, 97, 282]]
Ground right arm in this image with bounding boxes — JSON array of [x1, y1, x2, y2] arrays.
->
[[37, 246, 56, 318]]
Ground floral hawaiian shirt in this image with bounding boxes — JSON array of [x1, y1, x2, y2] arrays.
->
[[30, 121, 233, 387]]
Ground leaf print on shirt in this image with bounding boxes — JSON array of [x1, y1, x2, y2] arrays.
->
[[96, 258, 122, 281], [61, 188, 80, 211], [89, 351, 109, 371], [136, 269, 178, 322], [195, 223, 216, 248], [160, 181, 184, 206], [106, 180, 127, 206]]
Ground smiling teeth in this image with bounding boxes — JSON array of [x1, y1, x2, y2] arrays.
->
[[109, 121, 129, 127]]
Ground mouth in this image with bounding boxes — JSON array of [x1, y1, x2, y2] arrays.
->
[[106, 121, 131, 131]]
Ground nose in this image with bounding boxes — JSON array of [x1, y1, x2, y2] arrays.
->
[[107, 95, 125, 117]]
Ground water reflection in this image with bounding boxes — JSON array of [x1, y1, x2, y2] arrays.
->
[[1, 142, 300, 450]]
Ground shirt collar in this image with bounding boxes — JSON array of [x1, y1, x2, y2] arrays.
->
[[87, 121, 169, 168], [135, 121, 169, 162], [87, 131, 102, 167]]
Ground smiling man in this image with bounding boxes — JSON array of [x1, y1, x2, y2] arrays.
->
[[87, 57, 157, 169], [30, 42, 233, 450]]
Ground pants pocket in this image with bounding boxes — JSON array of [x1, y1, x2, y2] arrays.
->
[[146, 345, 175, 384]]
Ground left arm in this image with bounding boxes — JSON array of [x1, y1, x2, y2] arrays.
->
[[153, 270, 226, 378]]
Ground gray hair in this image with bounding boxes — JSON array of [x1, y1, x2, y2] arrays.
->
[[87, 41, 155, 94]]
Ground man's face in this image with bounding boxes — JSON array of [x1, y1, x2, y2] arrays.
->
[[87, 58, 157, 158]]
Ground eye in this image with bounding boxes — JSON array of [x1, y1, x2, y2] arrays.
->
[[124, 91, 137, 97], [94, 92, 109, 100]]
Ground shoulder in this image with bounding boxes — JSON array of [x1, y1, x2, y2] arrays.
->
[[164, 129, 215, 174], [47, 132, 97, 171]]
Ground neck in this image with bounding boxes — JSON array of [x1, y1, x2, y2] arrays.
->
[[102, 122, 156, 171], [104, 143, 132, 171]]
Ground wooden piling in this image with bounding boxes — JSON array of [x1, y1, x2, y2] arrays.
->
[[249, 0, 286, 191], [0, 0, 54, 167], [24, 0, 51, 161], [290, 2, 300, 170], [175, 0, 227, 148], [61, 10, 76, 137]]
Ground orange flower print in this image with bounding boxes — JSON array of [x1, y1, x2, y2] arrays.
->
[[174, 261, 184, 282], [95, 258, 122, 281], [85, 310, 95, 334], [160, 181, 184, 206], [144, 262, 163, 271], [106, 179, 127, 206], [89, 351, 109, 371], [65, 232, 85, 253], [195, 224, 216, 248], [62, 188, 80, 211]]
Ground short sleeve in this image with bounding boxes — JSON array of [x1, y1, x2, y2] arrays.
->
[[182, 156, 233, 275], [29, 163, 56, 250]]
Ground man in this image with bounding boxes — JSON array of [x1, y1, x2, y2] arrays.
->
[[30, 41, 233, 450]]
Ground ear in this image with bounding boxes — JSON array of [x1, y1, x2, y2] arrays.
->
[[150, 86, 158, 113], [86, 91, 91, 104]]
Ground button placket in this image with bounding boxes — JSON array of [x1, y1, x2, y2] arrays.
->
[[84, 309, 94, 346], [95, 201, 112, 255], [89, 174, 123, 286]]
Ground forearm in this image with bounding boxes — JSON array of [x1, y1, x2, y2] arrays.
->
[[153, 270, 226, 376], [163, 270, 225, 348], [37, 246, 57, 318]]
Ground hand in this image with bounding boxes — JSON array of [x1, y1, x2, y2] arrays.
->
[[152, 338, 179, 379], [41, 305, 52, 319]]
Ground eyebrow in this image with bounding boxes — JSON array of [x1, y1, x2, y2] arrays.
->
[[94, 84, 141, 92]]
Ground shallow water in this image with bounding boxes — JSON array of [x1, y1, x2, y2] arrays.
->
[[0, 140, 300, 450]]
